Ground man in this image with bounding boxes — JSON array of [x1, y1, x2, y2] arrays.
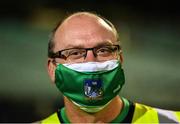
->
[[41, 12, 180, 123]]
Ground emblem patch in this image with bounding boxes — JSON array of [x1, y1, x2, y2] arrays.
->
[[84, 79, 103, 100]]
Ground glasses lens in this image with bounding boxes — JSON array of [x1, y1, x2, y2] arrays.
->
[[61, 48, 86, 62], [95, 45, 119, 61]]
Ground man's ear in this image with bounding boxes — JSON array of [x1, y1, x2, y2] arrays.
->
[[47, 59, 56, 83], [119, 52, 123, 64]]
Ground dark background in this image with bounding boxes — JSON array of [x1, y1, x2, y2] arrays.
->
[[0, 1, 180, 122]]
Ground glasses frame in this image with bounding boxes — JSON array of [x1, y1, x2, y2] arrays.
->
[[48, 45, 121, 60]]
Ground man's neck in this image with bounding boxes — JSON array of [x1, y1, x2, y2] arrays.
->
[[63, 96, 123, 123]]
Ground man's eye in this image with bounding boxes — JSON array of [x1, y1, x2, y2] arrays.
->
[[67, 50, 86, 58], [69, 52, 81, 55], [97, 48, 112, 54], [69, 51, 82, 55]]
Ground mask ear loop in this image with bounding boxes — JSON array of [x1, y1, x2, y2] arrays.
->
[[115, 45, 121, 61], [52, 59, 58, 66], [116, 45, 123, 64]]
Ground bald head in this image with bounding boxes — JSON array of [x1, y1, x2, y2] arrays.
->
[[48, 12, 119, 57], [58, 12, 115, 36]]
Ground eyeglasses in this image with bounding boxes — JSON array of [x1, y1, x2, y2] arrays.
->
[[49, 45, 121, 63]]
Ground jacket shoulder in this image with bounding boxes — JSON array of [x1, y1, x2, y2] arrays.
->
[[40, 112, 60, 124], [132, 103, 180, 123]]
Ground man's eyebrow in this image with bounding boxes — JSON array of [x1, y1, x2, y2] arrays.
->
[[64, 41, 118, 49], [96, 42, 113, 46], [95, 41, 119, 47], [65, 44, 84, 49]]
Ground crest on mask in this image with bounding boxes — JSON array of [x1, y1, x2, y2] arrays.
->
[[84, 79, 103, 100]]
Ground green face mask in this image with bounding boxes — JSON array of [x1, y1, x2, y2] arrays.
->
[[55, 60, 125, 113]]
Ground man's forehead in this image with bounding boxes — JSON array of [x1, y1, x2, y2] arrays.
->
[[53, 13, 117, 51]]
